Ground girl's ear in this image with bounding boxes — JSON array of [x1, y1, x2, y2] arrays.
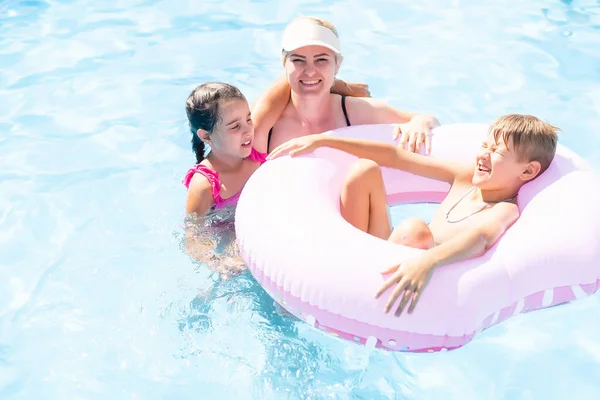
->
[[197, 129, 210, 143]]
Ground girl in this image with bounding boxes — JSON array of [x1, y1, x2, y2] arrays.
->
[[182, 82, 272, 278], [183, 80, 369, 217], [182, 81, 365, 278], [183, 82, 269, 217]]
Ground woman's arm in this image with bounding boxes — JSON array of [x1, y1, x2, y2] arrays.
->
[[344, 97, 440, 153], [250, 75, 291, 153], [251, 76, 372, 152], [343, 97, 421, 125], [331, 79, 371, 97]]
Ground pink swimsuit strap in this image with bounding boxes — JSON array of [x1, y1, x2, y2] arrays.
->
[[182, 148, 267, 209], [247, 147, 267, 164]]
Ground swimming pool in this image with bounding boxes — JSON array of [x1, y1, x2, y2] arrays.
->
[[1, 0, 599, 398]]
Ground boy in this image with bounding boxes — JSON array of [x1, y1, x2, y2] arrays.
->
[[267, 114, 559, 316]]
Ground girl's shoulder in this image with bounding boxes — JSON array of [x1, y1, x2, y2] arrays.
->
[[184, 170, 218, 215]]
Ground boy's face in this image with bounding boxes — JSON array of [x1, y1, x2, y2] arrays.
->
[[472, 133, 538, 190]]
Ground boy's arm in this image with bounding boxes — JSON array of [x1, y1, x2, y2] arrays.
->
[[377, 202, 520, 315], [269, 135, 465, 184], [426, 202, 519, 269]]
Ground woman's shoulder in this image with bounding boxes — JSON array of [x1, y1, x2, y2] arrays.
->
[[343, 95, 389, 111], [343, 96, 390, 124], [344, 95, 415, 125]]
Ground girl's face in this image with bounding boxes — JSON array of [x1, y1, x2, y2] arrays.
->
[[202, 98, 254, 159], [284, 45, 340, 97]]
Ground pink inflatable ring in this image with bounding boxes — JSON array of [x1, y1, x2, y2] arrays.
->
[[235, 123, 600, 352]]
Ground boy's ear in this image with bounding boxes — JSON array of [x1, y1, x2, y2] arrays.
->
[[521, 160, 542, 182]]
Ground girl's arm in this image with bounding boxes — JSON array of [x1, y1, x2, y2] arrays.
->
[[185, 174, 215, 216], [268, 134, 467, 184]]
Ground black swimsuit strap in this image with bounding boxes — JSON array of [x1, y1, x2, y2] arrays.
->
[[267, 127, 274, 153], [267, 96, 352, 153], [341, 95, 351, 127]]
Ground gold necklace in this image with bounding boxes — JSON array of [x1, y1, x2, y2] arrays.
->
[[445, 187, 517, 224]]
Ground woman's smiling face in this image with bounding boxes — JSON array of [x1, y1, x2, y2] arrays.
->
[[283, 45, 340, 97]]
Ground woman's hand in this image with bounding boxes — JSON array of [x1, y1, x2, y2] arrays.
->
[[331, 79, 371, 98], [392, 115, 440, 154], [266, 135, 324, 160]]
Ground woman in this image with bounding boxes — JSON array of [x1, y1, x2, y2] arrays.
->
[[251, 16, 440, 155]]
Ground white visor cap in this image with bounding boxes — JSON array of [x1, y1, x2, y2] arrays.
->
[[281, 19, 341, 55]]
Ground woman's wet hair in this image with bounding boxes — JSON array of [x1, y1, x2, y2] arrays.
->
[[185, 82, 246, 163]]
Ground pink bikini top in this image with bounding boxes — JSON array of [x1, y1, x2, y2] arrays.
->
[[182, 148, 267, 210]]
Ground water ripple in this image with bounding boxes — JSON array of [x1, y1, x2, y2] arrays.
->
[[1, 0, 600, 399]]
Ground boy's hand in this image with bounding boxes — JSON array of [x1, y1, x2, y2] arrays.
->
[[267, 135, 324, 160], [331, 79, 371, 98], [376, 255, 436, 316], [392, 115, 440, 154]]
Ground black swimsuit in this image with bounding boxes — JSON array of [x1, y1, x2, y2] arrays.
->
[[267, 95, 352, 153]]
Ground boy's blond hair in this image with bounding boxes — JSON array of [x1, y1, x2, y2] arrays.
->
[[490, 114, 559, 175]]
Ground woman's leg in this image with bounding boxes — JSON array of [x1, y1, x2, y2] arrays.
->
[[340, 159, 391, 240], [388, 217, 434, 250]]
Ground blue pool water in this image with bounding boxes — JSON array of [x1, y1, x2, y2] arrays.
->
[[1, 0, 600, 398]]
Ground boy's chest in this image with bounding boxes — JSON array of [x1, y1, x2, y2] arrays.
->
[[428, 187, 491, 245]]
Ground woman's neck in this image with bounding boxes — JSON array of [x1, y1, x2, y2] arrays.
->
[[289, 91, 334, 129]]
